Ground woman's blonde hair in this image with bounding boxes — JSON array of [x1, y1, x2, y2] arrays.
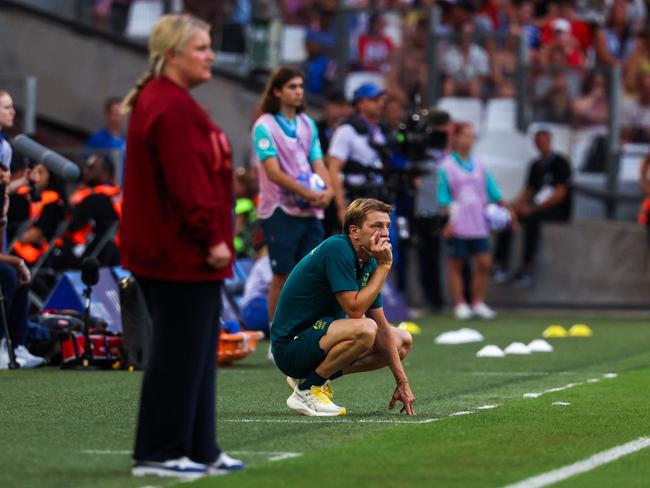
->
[[121, 14, 210, 113]]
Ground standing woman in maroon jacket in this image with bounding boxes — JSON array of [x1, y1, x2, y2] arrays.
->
[[120, 14, 244, 480]]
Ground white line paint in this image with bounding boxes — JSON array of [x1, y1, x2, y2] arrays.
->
[[224, 418, 440, 424], [82, 450, 131, 455], [469, 372, 571, 376], [503, 437, 650, 488], [449, 411, 474, 417], [522, 373, 617, 400], [477, 404, 500, 410], [229, 451, 302, 462], [551, 402, 571, 406]]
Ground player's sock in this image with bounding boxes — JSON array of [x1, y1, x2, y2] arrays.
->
[[329, 371, 343, 381], [299, 372, 326, 391]]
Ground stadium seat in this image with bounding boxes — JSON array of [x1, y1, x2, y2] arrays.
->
[[280, 25, 308, 64], [484, 98, 516, 131], [436, 97, 483, 133], [344, 72, 386, 101], [474, 129, 534, 201], [571, 126, 608, 171], [125, 0, 164, 39]]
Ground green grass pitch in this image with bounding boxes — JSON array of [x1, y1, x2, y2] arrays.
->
[[1, 312, 649, 488]]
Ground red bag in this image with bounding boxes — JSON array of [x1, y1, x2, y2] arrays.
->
[[60, 332, 122, 368]]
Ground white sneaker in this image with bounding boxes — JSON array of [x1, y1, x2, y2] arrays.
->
[[132, 456, 208, 479], [209, 452, 245, 475], [454, 303, 473, 320], [14, 345, 45, 368], [267, 344, 275, 364], [0, 339, 26, 369], [472, 302, 496, 320], [286, 385, 346, 417]]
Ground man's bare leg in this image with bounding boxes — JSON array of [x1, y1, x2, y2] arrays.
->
[[313, 318, 377, 379], [343, 328, 412, 375]]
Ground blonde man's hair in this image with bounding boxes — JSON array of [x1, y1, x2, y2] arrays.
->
[[343, 198, 392, 235], [0, 90, 9, 98], [121, 14, 210, 113]]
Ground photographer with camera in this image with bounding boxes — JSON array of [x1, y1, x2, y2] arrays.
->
[[328, 83, 391, 224], [406, 108, 455, 312]]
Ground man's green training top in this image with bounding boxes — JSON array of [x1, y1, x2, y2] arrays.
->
[[271, 234, 383, 345]]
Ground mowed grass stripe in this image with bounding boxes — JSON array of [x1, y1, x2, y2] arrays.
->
[[504, 437, 650, 488], [191, 368, 650, 488]]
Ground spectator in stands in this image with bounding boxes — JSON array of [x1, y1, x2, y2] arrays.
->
[[540, 18, 585, 68], [595, 0, 636, 65], [493, 128, 572, 286], [540, 0, 593, 53], [438, 122, 506, 320], [66, 155, 121, 267], [305, 5, 337, 94], [12, 164, 68, 267], [120, 14, 243, 478], [621, 72, 650, 143], [386, 17, 427, 106], [357, 13, 395, 73], [252, 66, 332, 335], [183, 0, 226, 47], [571, 71, 609, 127], [317, 90, 352, 236], [441, 22, 490, 98], [491, 33, 518, 98], [624, 28, 650, 94], [533, 69, 574, 123], [503, 0, 541, 54], [85, 97, 126, 170]]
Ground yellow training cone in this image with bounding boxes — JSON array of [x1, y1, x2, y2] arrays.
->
[[569, 324, 593, 337], [398, 321, 422, 335], [543, 325, 568, 338]]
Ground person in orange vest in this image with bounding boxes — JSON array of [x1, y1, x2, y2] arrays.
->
[[11, 163, 68, 266], [6, 158, 39, 245], [67, 154, 121, 266]]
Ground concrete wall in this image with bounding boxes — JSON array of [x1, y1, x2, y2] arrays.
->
[[0, 5, 272, 165], [487, 220, 650, 308]]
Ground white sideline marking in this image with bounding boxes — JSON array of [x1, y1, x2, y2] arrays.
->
[[503, 437, 650, 488], [82, 450, 131, 455], [522, 373, 617, 399], [477, 404, 500, 410], [224, 418, 440, 424], [449, 411, 474, 417], [551, 402, 571, 406], [229, 451, 302, 462]]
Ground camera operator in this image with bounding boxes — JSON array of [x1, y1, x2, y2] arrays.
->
[[328, 83, 391, 224], [403, 108, 454, 312]]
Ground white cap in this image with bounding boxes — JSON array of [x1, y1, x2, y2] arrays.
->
[[552, 18, 571, 33]]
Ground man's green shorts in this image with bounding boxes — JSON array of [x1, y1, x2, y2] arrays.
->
[[272, 317, 335, 379]]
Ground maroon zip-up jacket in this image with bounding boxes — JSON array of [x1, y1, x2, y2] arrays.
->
[[120, 76, 233, 281]]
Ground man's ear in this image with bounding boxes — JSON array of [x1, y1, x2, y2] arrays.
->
[[349, 225, 360, 241]]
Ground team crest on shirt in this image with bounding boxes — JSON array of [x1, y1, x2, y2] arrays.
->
[[361, 272, 370, 287], [312, 319, 327, 330]]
